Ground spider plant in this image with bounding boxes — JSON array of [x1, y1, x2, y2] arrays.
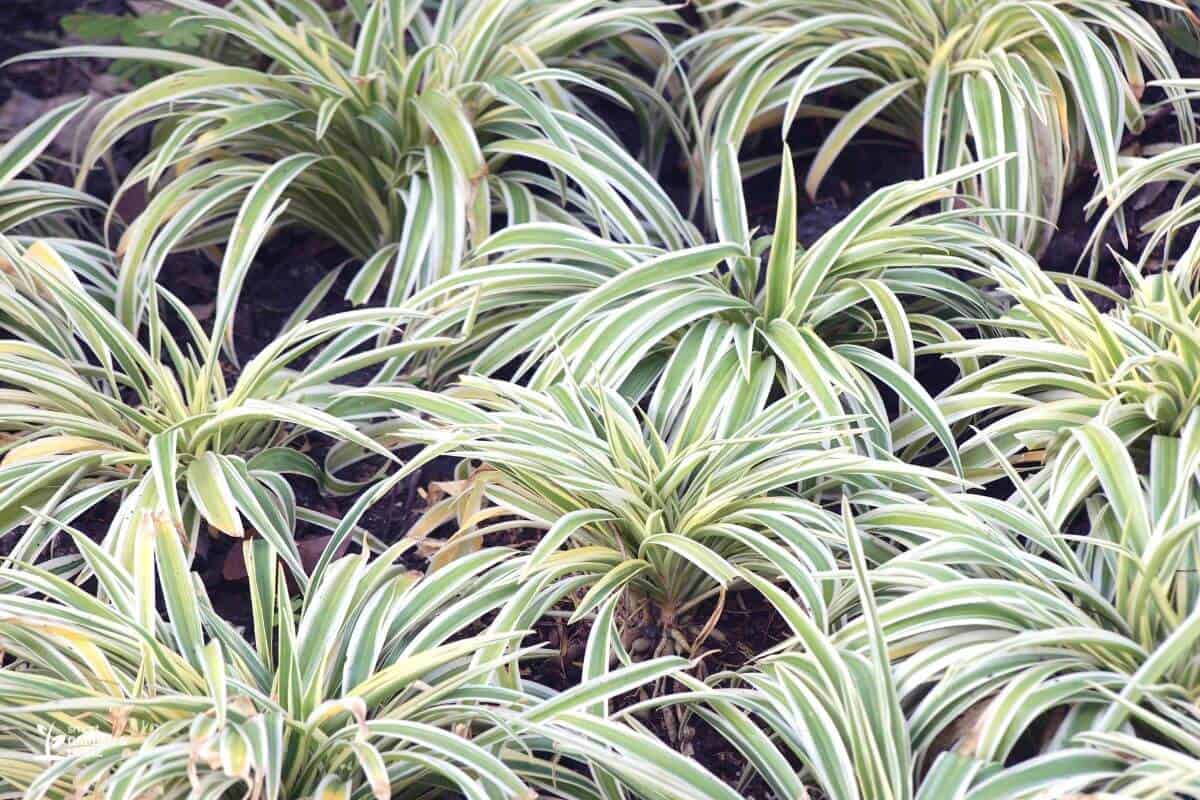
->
[[1080, 84, 1200, 275], [0, 103, 117, 299], [346, 359, 954, 664], [0, 177, 447, 583], [913, 255, 1200, 522], [684, 0, 1193, 253], [0, 491, 726, 800], [817, 419, 1200, 797], [16, 0, 697, 331], [409, 155, 1021, 469], [667, 416, 1200, 797], [1067, 710, 1200, 799], [0, 97, 105, 239], [631, 504, 913, 800]]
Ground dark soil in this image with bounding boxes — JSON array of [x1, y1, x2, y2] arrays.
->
[[0, 1, 126, 101]]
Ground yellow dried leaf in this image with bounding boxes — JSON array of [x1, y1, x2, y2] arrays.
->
[[23, 240, 73, 282], [2, 435, 113, 466]]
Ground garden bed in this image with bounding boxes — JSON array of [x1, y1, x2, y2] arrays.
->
[[5, 2, 1200, 798]]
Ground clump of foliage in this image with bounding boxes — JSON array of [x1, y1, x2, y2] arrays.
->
[[21, 0, 696, 329], [685, 0, 1193, 253], [654, 425, 1200, 798], [360, 365, 951, 665], [0, 196, 445, 580], [842, 424, 1200, 797], [0, 498, 725, 799], [921, 256, 1200, 520], [409, 155, 1028, 467]]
